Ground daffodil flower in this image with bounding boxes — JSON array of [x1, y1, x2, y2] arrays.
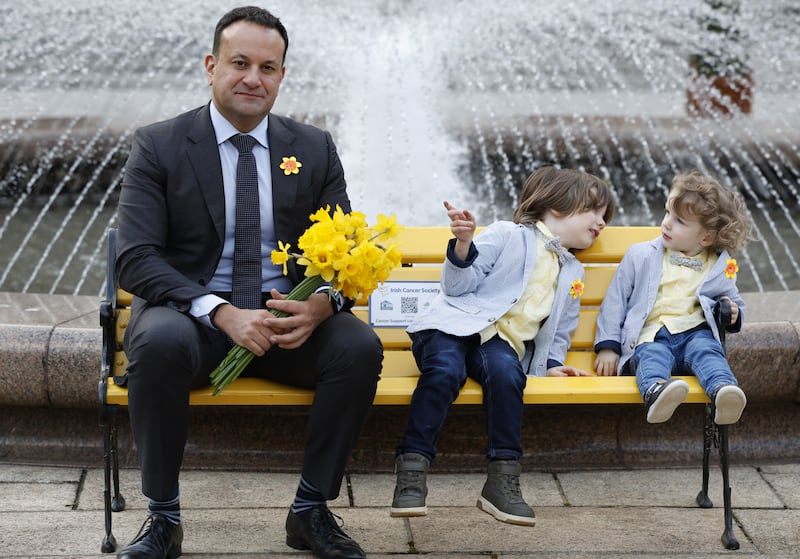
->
[[271, 241, 292, 275], [570, 278, 584, 299], [725, 258, 738, 279], [280, 156, 302, 175]]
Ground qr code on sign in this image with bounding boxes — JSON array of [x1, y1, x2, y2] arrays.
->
[[400, 297, 418, 314]]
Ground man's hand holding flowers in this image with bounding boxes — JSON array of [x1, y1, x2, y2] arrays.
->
[[262, 288, 333, 350], [210, 303, 277, 356], [211, 287, 331, 354], [209, 205, 403, 395]]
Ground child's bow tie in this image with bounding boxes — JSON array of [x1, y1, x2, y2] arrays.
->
[[544, 237, 571, 265], [669, 252, 703, 271]]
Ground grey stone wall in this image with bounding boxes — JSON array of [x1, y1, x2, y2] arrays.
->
[[1, 292, 798, 471]]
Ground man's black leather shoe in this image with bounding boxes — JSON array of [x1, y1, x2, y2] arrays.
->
[[117, 513, 183, 559], [286, 504, 366, 559]]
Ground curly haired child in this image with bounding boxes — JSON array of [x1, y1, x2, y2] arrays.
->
[[594, 170, 752, 425]]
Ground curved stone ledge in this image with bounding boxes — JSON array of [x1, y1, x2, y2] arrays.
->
[[0, 291, 799, 470], [0, 324, 50, 407], [727, 321, 800, 403], [0, 292, 799, 409], [0, 293, 99, 408]]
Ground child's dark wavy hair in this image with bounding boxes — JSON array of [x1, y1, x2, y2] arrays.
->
[[513, 166, 615, 226], [669, 171, 752, 254]]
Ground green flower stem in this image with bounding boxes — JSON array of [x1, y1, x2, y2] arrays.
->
[[209, 275, 327, 396]]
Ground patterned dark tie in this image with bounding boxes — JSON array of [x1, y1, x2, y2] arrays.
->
[[230, 134, 262, 310]]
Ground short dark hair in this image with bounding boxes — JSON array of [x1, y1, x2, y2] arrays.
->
[[212, 6, 289, 62]]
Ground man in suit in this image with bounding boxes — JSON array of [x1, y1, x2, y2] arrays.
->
[[115, 6, 382, 559]]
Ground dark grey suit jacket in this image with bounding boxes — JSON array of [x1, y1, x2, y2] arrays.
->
[[116, 104, 351, 311]]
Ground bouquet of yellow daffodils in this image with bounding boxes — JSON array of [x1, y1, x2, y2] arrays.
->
[[209, 205, 403, 395]]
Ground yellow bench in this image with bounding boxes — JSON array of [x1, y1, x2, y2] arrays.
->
[[99, 225, 739, 552]]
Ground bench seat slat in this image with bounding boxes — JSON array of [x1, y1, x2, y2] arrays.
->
[[106, 374, 708, 406]]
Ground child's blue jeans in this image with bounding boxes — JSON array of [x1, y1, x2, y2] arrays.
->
[[396, 329, 527, 463], [627, 325, 738, 399]]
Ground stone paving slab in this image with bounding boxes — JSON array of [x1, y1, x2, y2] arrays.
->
[[405, 506, 754, 554], [1, 464, 798, 558], [0, 465, 84, 483], [758, 463, 800, 509], [557, 465, 784, 508], [735, 509, 800, 555], [2, 510, 126, 558], [0, 481, 79, 513]]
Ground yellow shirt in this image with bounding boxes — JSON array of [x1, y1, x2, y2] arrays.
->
[[637, 249, 712, 345], [479, 222, 560, 359]]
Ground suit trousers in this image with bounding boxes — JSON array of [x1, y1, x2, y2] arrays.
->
[[124, 297, 382, 501]]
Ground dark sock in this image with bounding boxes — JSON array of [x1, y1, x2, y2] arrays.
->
[[148, 487, 181, 525], [291, 476, 325, 515]]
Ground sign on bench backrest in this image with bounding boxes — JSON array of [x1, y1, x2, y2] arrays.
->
[[368, 280, 441, 327]]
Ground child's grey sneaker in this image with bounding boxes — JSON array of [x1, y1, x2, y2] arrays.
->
[[390, 453, 429, 517], [714, 385, 747, 425], [476, 459, 535, 526], [644, 378, 690, 423]]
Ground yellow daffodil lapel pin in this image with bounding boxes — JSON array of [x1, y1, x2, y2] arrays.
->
[[725, 258, 738, 279], [280, 156, 302, 175], [570, 278, 584, 299]]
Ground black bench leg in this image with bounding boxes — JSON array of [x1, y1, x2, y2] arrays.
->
[[696, 403, 714, 508], [101, 412, 118, 553], [110, 417, 126, 513], [718, 424, 740, 550]]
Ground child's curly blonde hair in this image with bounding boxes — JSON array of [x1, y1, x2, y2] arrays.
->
[[669, 171, 753, 254]]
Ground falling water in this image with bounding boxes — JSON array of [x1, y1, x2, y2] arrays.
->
[[1, 0, 798, 296]]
